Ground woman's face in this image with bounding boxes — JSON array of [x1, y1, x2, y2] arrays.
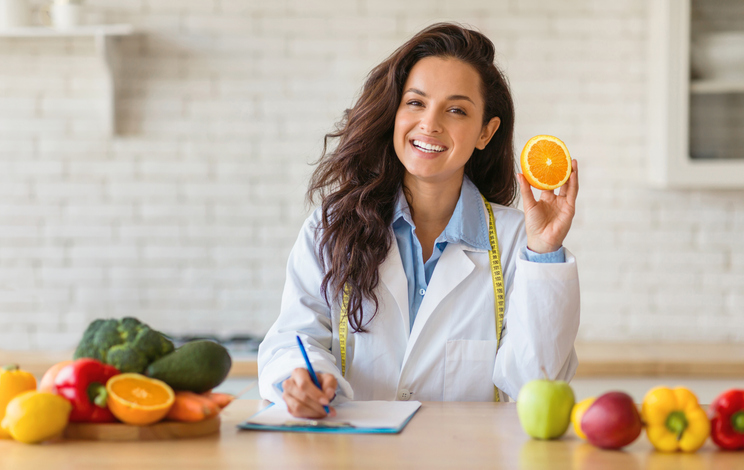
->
[[393, 56, 500, 187]]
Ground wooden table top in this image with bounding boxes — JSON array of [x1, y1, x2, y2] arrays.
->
[[0, 400, 740, 469]]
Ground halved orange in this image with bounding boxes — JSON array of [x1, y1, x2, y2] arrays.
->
[[106, 373, 175, 425], [520, 135, 572, 190]]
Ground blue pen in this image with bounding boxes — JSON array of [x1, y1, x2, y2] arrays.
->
[[296, 335, 330, 414]]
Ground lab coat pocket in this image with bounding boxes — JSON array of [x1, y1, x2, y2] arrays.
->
[[444, 339, 498, 402]]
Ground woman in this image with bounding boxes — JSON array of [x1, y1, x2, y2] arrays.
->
[[258, 23, 580, 418]]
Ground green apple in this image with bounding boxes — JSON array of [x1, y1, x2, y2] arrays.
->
[[516, 376, 575, 440]]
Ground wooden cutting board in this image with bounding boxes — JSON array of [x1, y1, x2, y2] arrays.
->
[[64, 416, 221, 441]]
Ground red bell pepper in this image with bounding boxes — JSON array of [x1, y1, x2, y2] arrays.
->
[[710, 389, 744, 450], [53, 358, 120, 423]]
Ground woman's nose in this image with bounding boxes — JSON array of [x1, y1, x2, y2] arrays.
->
[[419, 110, 442, 134]]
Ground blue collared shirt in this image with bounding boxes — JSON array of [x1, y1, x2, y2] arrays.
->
[[392, 176, 565, 330]]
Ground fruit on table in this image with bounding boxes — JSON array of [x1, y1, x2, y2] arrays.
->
[[106, 373, 175, 425], [581, 391, 642, 449], [166, 391, 220, 422], [145, 340, 232, 393], [642, 386, 710, 453], [520, 135, 573, 191], [570, 397, 596, 440], [54, 358, 120, 423], [1, 391, 71, 444], [516, 374, 575, 440], [74, 317, 174, 373], [39, 360, 74, 394], [0, 364, 38, 439], [709, 388, 744, 450]]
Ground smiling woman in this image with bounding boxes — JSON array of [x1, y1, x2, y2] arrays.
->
[[308, 25, 518, 336], [257, 23, 581, 420]]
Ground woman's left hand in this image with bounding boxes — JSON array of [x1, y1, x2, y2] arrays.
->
[[518, 159, 579, 254]]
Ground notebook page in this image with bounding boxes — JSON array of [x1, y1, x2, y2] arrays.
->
[[247, 401, 422, 429]]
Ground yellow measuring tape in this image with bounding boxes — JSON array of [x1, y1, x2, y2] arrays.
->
[[339, 284, 350, 379], [338, 194, 505, 401]]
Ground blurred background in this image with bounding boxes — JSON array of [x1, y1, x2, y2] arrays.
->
[[0, 0, 742, 401]]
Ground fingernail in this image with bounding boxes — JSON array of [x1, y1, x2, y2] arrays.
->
[[319, 398, 329, 405]]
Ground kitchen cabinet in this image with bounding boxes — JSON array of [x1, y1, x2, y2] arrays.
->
[[648, 0, 744, 188]]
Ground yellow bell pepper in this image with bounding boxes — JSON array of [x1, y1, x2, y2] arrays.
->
[[0, 364, 38, 439], [641, 386, 710, 452]]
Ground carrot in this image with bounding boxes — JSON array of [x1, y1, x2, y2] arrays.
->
[[166, 391, 220, 422], [202, 392, 235, 409]]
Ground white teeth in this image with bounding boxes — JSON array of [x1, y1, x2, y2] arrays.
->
[[412, 140, 446, 153]]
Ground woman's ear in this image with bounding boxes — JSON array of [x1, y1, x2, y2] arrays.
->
[[475, 117, 501, 150]]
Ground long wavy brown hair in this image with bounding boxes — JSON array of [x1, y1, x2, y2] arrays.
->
[[308, 23, 516, 333]]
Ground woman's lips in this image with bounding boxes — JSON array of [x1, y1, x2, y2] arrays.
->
[[409, 139, 447, 159]]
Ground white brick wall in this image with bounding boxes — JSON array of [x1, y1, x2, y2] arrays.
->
[[0, 0, 742, 350]]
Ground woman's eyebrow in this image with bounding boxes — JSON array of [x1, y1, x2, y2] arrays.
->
[[404, 88, 474, 105]]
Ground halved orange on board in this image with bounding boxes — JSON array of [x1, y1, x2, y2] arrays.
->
[[106, 373, 175, 425], [520, 135, 572, 190]]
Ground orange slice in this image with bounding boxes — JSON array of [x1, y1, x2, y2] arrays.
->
[[106, 373, 175, 425], [520, 135, 572, 190]]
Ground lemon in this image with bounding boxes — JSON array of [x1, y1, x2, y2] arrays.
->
[[1, 391, 71, 444], [571, 397, 596, 440]]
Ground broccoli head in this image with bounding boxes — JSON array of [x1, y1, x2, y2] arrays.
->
[[73, 317, 175, 373], [106, 343, 149, 373], [132, 327, 175, 362]]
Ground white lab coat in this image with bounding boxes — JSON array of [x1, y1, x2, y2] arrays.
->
[[258, 201, 580, 404]]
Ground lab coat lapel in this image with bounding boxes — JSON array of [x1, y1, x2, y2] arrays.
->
[[379, 233, 410, 334], [403, 243, 475, 364]]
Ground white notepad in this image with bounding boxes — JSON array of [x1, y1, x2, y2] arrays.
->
[[239, 400, 422, 434]]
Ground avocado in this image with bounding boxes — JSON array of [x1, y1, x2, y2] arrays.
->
[[145, 340, 232, 393]]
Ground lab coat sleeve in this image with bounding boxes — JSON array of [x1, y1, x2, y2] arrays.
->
[[492, 219, 580, 401], [257, 210, 354, 405]]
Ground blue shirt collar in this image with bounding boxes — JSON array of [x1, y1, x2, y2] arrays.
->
[[393, 176, 490, 251]]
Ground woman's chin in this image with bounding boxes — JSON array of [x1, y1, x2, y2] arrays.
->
[[403, 166, 462, 185]]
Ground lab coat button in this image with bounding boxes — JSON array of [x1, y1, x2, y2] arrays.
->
[[419, 288, 426, 296], [398, 389, 411, 401]]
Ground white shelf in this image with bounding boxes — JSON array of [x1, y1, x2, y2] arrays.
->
[[0, 24, 133, 37], [690, 80, 744, 94], [0, 24, 134, 136]]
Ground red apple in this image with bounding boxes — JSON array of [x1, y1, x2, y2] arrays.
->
[[580, 391, 642, 449]]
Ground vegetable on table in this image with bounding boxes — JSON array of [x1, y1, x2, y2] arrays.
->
[[166, 391, 220, 422], [74, 317, 174, 374], [709, 389, 744, 450], [0, 365, 38, 439], [203, 392, 235, 409], [145, 340, 232, 393], [54, 358, 120, 423], [641, 386, 710, 453]]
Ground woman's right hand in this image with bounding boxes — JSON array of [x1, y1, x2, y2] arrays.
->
[[282, 368, 338, 418]]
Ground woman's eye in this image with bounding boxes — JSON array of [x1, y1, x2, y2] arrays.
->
[[405, 100, 465, 115]]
